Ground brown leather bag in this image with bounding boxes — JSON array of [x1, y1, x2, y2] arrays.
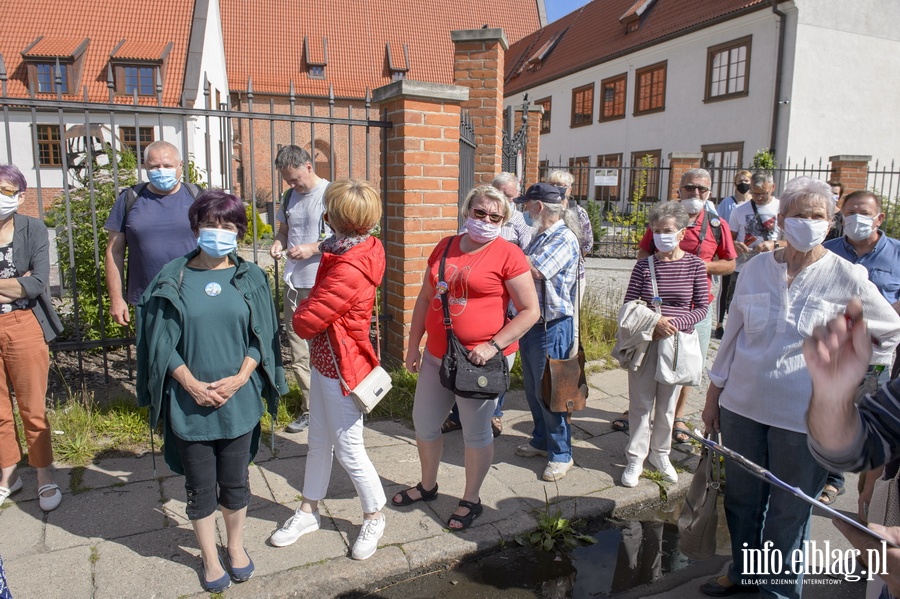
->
[[542, 344, 588, 418]]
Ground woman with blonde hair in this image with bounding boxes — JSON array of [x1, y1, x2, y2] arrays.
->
[[270, 179, 389, 561]]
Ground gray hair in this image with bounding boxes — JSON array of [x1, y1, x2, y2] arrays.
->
[[275, 144, 312, 169], [492, 172, 519, 189], [648, 201, 690, 230], [535, 202, 583, 245], [547, 169, 575, 187], [751, 170, 774, 187], [779, 177, 835, 220], [143, 140, 180, 163], [680, 168, 711, 185], [460, 185, 512, 224]]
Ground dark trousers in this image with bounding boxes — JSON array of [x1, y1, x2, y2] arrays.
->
[[174, 430, 253, 520]]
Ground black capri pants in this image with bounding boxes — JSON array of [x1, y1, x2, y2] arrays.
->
[[173, 430, 253, 520]]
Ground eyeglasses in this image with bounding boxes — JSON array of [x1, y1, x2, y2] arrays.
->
[[472, 208, 503, 224], [0, 188, 20, 198], [681, 185, 710, 194]]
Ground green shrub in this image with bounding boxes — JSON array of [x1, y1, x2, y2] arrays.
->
[[244, 205, 273, 243]]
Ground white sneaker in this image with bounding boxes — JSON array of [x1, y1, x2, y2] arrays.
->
[[351, 514, 386, 560], [542, 459, 574, 482], [516, 443, 548, 458], [649, 454, 678, 483], [621, 461, 642, 487], [269, 509, 320, 547]]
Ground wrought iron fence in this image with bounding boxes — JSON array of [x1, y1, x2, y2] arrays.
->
[[870, 160, 900, 237], [0, 76, 391, 381]]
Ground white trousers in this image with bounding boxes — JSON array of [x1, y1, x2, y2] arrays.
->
[[625, 339, 680, 466], [302, 369, 387, 514]]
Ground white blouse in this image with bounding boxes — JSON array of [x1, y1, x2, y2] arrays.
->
[[710, 250, 900, 434]]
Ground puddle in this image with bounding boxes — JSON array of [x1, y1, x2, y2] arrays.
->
[[349, 504, 710, 599]]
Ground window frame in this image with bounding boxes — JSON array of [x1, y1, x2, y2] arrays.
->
[[705, 36, 752, 102], [633, 61, 667, 116], [630, 149, 662, 202], [119, 126, 156, 157], [599, 74, 627, 122], [594, 153, 623, 207], [535, 97, 552, 134], [568, 155, 591, 201], [701, 142, 745, 201], [31, 62, 70, 94], [36, 124, 63, 167], [112, 63, 162, 97], [570, 83, 594, 128]]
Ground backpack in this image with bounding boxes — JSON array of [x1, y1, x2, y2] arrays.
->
[[122, 181, 201, 227], [648, 210, 722, 253]]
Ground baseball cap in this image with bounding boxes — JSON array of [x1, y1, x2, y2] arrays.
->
[[513, 182, 563, 204]]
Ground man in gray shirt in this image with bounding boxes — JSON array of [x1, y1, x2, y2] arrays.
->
[[269, 145, 330, 433]]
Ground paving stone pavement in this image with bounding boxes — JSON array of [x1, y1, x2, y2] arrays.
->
[[0, 364, 714, 599]]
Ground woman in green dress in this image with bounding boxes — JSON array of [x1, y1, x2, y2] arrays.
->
[[137, 190, 287, 593]]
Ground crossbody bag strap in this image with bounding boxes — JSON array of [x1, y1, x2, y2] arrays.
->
[[325, 331, 352, 394], [439, 236, 456, 334], [749, 200, 772, 241], [647, 256, 661, 315]]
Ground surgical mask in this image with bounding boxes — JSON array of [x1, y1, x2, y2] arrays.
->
[[0, 193, 20, 219], [197, 228, 238, 258], [147, 167, 179, 191], [736, 182, 751, 194], [832, 194, 840, 204], [680, 198, 704, 215], [783, 218, 829, 253], [843, 214, 876, 242], [465, 217, 501, 244], [653, 232, 681, 253]]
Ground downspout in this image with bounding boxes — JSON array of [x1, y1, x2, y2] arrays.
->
[[769, 0, 787, 154]]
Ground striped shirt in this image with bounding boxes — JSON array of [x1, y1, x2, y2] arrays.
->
[[623, 254, 709, 333], [525, 220, 580, 322]]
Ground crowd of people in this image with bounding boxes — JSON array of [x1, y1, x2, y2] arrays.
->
[[3, 149, 900, 598]]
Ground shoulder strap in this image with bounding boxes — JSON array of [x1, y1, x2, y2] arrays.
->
[[123, 182, 149, 228], [281, 188, 293, 228], [439, 237, 455, 331], [647, 256, 661, 315], [183, 182, 201, 199], [749, 200, 773, 241]]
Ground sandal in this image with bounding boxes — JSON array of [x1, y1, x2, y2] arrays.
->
[[490, 416, 503, 438], [391, 482, 439, 507], [0, 476, 23, 505], [447, 499, 483, 531], [819, 484, 846, 505], [441, 418, 462, 434], [672, 418, 691, 444], [611, 411, 629, 432]]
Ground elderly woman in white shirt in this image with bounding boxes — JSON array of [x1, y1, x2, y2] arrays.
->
[[699, 177, 900, 599]]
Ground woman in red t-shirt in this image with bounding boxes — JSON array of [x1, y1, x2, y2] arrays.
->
[[393, 185, 539, 530]]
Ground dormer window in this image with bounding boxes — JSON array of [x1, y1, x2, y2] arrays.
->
[[109, 40, 172, 97], [619, 0, 657, 33], [304, 36, 328, 79], [386, 42, 410, 82], [21, 37, 88, 96]]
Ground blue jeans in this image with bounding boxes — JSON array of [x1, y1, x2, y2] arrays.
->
[[519, 317, 574, 462], [721, 408, 827, 599]]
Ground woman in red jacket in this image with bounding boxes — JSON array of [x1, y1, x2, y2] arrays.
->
[[268, 179, 387, 561]]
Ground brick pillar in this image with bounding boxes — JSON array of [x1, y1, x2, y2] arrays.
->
[[829, 155, 871, 194], [667, 152, 703, 201], [451, 28, 508, 186], [373, 80, 468, 362], [515, 105, 543, 187]]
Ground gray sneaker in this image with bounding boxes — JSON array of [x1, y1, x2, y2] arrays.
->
[[285, 413, 310, 433]]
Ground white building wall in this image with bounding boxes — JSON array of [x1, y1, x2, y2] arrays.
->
[[505, 9, 780, 202]]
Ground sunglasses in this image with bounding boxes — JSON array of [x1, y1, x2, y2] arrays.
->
[[682, 185, 710, 194], [472, 208, 503, 224], [0, 188, 20, 198]]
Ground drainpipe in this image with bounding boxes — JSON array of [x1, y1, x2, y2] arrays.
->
[[769, 0, 787, 155]]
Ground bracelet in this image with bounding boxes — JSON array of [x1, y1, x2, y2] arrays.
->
[[489, 340, 503, 353]]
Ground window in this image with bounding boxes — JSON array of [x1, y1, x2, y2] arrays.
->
[[706, 36, 751, 101], [634, 61, 666, 115], [570, 84, 594, 128], [595, 153, 623, 207], [702, 142, 744, 201], [124, 66, 155, 96], [308, 65, 325, 78], [631, 150, 662, 201], [539, 160, 549, 180], [568, 156, 591, 201], [535, 97, 551, 134], [36, 125, 63, 166], [391, 70, 406, 81], [35, 63, 68, 94], [120, 126, 155, 157], [599, 74, 626, 121]]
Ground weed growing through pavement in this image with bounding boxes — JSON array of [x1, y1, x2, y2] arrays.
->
[[518, 487, 596, 553]]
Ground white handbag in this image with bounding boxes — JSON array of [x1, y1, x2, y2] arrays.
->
[[648, 256, 703, 386]]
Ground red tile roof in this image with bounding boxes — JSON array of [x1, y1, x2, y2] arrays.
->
[[22, 37, 87, 58], [505, 0, 773, 96], [0, 0, 196, 105], [111, 41, 172, 62], [220, 0, 543, 97]]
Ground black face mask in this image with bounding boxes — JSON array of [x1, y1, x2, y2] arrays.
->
[[736, 182, 751, 194]]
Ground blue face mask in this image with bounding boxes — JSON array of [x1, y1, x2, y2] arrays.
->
[[147, 167, 179, 192], [197, 228, 238, 258]]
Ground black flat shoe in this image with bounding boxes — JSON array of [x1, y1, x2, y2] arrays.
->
[[700, 576, 758, 597], [714, 326, 725, 340], [447, 499, 483, 531], [391, 482, 438, 506]]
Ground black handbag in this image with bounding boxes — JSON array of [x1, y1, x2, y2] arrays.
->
[[436, 237, 510, 400]]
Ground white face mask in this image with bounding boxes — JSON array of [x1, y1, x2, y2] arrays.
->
[[465, 217, 501, 244], [653, 231, 681, 253], [680, 199, 705, 215], [783, 218, 829, 252], [0, 193, 20, 219], [843, 214, 876, 242]]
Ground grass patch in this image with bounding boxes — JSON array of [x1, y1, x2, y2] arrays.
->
[[580, 287, 622, 367], [370, 368, 417, 420], [47, 395, 150, 466]]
